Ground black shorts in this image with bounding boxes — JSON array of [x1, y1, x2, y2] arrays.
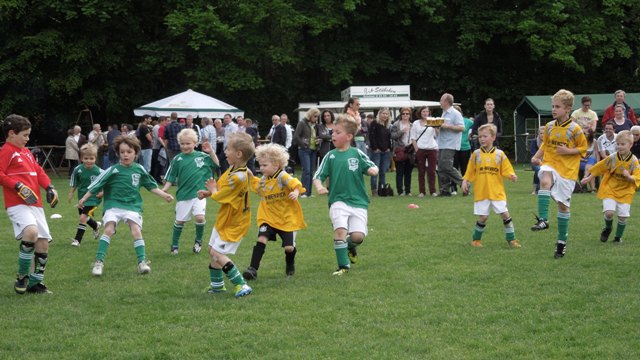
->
[[258, 223, 294, 247], [78, 205, 98, 217]]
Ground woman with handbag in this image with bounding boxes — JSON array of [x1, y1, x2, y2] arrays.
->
[[391, 107, 414, 196], [411, 106, 439, 197], [369, 108, 392, 196]]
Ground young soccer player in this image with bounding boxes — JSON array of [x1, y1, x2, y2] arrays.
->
[[313, 114, 378, 275], [0, 114, 59, 294], [68, 143, 104, 247], [161, 128, 219, 255], [462, 124, 520, 248], [79, 135, 174, 276], [197, 132, 255, 298], [581, 130, 640, 243], [530, 89, 588, 258], [243, 143, 307, 280]]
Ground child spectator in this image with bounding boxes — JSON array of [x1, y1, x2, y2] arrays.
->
[[530, 89, 588, 258], [462, 124, 520, 248], [581, 130, 640, 243], [0, 114, 59, 294], [161, 129, 219, 255], [243, 143, 306, 280], [197, 132, 255, 298], [313, 114, 378, 275], [68, 143, 104, 246], [79, 135, 174, 276]]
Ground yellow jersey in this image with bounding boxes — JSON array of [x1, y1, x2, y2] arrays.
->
[[251, 169, 307, 232], [588, 152, 640, 204], [463, 147, 515, 202], [541, 118, 588, 180], [211, 166, 251, 242]]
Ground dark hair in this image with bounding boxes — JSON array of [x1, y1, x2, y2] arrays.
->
[[114, 135, 141, 156], [581, 96, 592, 104], [321, 110, 335, 124], [2, 114, 31, 136], [343, 97, 359, 113], [416, 106, 430, 119]]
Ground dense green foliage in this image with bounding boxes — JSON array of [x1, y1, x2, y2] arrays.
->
[[1, 167, 639, 358], [1, 1, 639, 142]]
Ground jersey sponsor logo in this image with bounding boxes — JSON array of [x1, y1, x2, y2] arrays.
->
[[90, 175, 97, 182], [348, 158, 359, 171], [132, 173, 140, 186], [195, 157, 205, 168]]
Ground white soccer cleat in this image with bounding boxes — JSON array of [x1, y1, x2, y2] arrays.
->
[[93, 221, 102, 240], [137, 260, 151, 274], [71, 239, 80, 247], [92, 261, 104, 276]]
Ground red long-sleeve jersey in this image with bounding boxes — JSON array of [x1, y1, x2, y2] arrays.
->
[[0, 142, 52, 208]]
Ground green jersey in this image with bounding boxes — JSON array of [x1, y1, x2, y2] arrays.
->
[[70, 164, 104, 207], [314, 147, 375, 209], [88, 162, 158, 213], [164, 150, 218, 201]]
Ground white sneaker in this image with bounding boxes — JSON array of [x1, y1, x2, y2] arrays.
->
[[93, 221, 102, 239], [451, 191, 458, 195], [71, 239, 80, 247], [418, 193, 425, 198], [138, 260, 151, 274], [193, 243, 202, 254], [431, 193, 438, 197], [170, 248, 179, 255], [92, 261, 104, 276]]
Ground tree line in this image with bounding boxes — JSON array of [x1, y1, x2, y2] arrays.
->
[[1, 0, 638, 144]]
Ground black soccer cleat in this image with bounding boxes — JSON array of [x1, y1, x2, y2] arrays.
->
[[243, 266, 258, 281], [531, 215, 549, 231], [554, 243, 566, 259], [14, 275, 28, 295], [600, 228, 612, 242], [26, 283, 52, 294]]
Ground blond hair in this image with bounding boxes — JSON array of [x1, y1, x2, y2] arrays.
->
[[552, 89, 574, 109], [335, 114, 359, 136], [80, 143, 98, 158], [478, 123, 497, 137], [255, 143, 289, 168], [227, 132, 255, 163], [616, 130, 633, 144], [177, 128, 198, 144], [630, 125, 640, 134], [305, 107, 320, 121]]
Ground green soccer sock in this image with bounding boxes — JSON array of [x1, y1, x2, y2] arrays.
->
[[222, 261, 246, 286], [537, 190, 551, 220], [194, 221, 205, 244], [557, 211, 570, 242], [503, 217, 516, 242], [18, 241, 35, 276], [28, 252, 47, 287], [334, 240, 350, 268], [473, 221, 486, 241], [604, 216, 613, 229], [209, 265, 225, 290], [172, 222, 184, 249], [96, 235, 111, 262], [347, 235, 355, 251], [616, 220, 627, 238], [133, 239, 146, 263]]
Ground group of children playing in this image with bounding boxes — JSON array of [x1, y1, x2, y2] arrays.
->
[[3, 88, 639, 296]]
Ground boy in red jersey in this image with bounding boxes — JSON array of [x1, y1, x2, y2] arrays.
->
[[0, 115, 59, 294]]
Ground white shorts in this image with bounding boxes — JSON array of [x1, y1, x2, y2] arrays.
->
[[539, 165, 575, 207], [7, 205, 52, 240], [208, 227, 241, 255], [603, 198, 631, 217], [175, 198, 206, 222], [473, 200, 508, 216], [103, 208, 143, 229], [329, 201, 368, 236]]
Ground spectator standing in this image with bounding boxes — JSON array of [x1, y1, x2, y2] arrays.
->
[[294, 107, 320, 198], [391, 107, 414, 196], [437, 93, 465, 196], [316, 110, 335, 164], [471, 98, 503, 148], [88, 123, 105, 168], [65, 128, 80, 176], [107, 123, 121, 166], [164, 112, 183, 163], [137, 115, 153, 172], [411, 106, 439, 197], [368, 108, 392, 195], [451, 106, 474, 194], [151, 116, 168, 182]]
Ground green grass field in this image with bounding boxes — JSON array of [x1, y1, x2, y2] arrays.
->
[[0, 165, 639, 359]]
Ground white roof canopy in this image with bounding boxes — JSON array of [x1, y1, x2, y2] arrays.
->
[[296, 99, 441, 111], [133, 89, 243, 118]]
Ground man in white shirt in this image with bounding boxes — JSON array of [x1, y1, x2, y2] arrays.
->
[[266, 114, 280, 141], [281, 113, 293, 149], [436, 93, 465, 196], [88, 123, 105, 167]]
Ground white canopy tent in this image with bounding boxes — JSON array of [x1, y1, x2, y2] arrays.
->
[[133, 89, 243, 118]]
